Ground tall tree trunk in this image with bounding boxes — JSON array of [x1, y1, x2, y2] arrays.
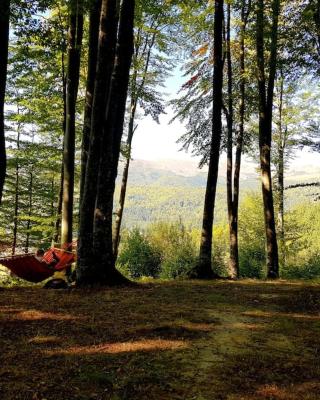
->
[[194, 0, 224, 279], [256, 0, 280, 279], [90, 0, 135, 285], [113, 30, 156, 258], [276, 75, 285, 265], [80, 0, 101, 206], [0, 0, 10, 204], [53, 166, 63, 245], [112, 101, 136, 258], [77, 0, 120, 284], [227, 0, 251, 278], [61, 0, 84, 247], [54, 48, 67, 245], [24, 172, 33, 253], [225, 3, 238, 279], [12, 124, 21, 256]]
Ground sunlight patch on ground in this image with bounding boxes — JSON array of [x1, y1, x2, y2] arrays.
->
[[256, 382, 320, 400], [44, 339, 188, 356], [28, 336, 60, 344], [0, 307, 82, 321], [243, 310, 320, 320]]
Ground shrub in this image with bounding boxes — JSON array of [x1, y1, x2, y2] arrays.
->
[[148, 222, 198, 279], [117, 228, 161, 278]]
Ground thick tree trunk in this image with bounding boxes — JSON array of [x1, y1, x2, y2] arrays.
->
[[61, 0, 84, 247], [80, 0, 101, 206], [0, 0, 10, 204], [256, 0, 280, 279], [194, 0, 224, 279], [77, 0, 120, 284], [91, 0, 135, 285]]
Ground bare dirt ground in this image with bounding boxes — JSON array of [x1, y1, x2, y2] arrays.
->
[[0, 280, 319, 400]]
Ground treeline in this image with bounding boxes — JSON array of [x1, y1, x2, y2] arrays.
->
[[0, 0, 319, 285], [117, 197, 320, 280]]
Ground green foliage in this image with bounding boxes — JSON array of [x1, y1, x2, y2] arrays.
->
[[238, 193, 266, 278], [148, 221, 197, 279], [118, 222, 198, 279], [117, 228, 161, 278]]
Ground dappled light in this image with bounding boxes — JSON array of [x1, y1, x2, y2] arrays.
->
[[45, 338, 188, 356], [1, 281, 319, 399]]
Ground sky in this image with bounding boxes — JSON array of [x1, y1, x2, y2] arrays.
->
[[131, 69, 320, 176]]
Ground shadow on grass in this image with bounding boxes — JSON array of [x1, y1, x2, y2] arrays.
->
[[0, 281, 319, 399]]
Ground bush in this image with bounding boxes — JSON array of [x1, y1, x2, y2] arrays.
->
[[117, 228, 161, 278], [148, 222, 198, 279]]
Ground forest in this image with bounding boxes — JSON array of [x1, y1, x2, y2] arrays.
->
[[0, 0, 320, 399]]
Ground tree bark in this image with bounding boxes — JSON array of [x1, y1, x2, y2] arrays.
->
[[194, 0, 224, 279], [90, 0, 135, 285], [24, 172, 33, 253], [112, 101, 136, 259], [61, 0, 84, 247], [77, 0, 120, 284], [227, 0, 251, 278], [0, 0, 10, 204], [225, 3, 238, 279], [276, 75, 285, 265], [12, 123, 21, 256], [256, 0, 280, 279], [80, 0, 101, 207]]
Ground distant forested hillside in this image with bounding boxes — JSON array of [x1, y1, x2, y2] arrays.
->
[[116, 160, 320, 229]]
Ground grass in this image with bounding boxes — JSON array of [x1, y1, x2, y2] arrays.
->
[[0, 279, 319, 399]]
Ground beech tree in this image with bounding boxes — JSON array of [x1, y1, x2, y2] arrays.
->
[[0, 0, 10, 204], [77, 0, 135, 286], [113, 1, 173, 257], [256, 0, 280, 278], [195, 0, 224, 278], [61, 0, 84, 247], [226, 0, 252, 278]]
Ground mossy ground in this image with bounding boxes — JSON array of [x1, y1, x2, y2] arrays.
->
[[0, 280, 319, 399]]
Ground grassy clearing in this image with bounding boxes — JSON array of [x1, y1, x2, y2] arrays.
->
[[0, 280, 319, 399]]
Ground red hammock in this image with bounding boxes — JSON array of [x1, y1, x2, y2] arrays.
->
[[0, 248, 75, 283]]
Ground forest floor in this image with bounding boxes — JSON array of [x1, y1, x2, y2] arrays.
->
[[0, 280, 320, 400]]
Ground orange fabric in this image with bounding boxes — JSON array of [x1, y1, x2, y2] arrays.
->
[[0, 255, 55, 283], [44, 248, 75, 270], [0, 248, 75, 283]]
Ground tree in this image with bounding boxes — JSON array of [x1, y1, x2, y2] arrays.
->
[[0, 0, 10, 204], [113, 1, 172, 257], [61, 0, 84, 247], [77, 0, 119, 284], [80, 0, 102, 206], [77, 0, 135, 286], [255, 0, 280, 279], [226, 0, 252, 278], [195, 0, 225, 278]]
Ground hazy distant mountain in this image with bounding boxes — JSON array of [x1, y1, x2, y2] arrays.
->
[[115, 158, 320, 229]]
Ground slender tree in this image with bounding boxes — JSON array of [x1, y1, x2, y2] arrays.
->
[[193, 0, 224, 278], [256, 0, 280, 278], [0, 0, 10, 204], [226, 0, 251, 278], [61, 0, 84, 247]]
